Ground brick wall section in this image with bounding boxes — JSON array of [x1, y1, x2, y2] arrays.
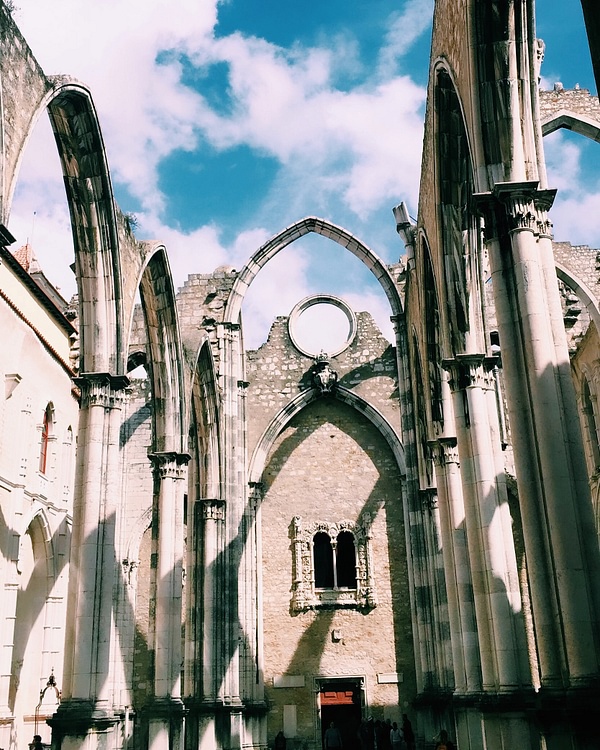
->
[[539, 87, 600, 123], [261, 399, 414, 749]]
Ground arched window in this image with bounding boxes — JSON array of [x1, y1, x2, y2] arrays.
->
[[336, 531, 357, 589], [313, 530, 357, 590], [39, 404, 53, 474], [293, 518, 375, 611], [314, 532, 334, 588]]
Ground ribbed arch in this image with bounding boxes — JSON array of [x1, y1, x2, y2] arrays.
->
[[125, 507, 153, 568], [190, 340, 221, 500], [137, 245, 186, 454], [542, 110, 600, 144], [435, 66, 482, 357], [44, 81, 123, 374], [555, 261, 600, 332], [422, 237, 443, 426], [224, 217, 403, 325], [248, 385, 405, 485]]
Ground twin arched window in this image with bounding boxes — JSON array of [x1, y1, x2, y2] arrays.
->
[[313, 530, 357, 590]]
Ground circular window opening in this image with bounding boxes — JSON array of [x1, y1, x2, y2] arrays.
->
[[288, 295, 357, 358]]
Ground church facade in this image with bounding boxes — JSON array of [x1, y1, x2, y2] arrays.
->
[[1, 1, 600, 749]]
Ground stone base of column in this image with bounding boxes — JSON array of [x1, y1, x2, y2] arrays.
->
[[143, 697, 186, 750], [415, 684, 600, 749], [48, 699, 120, 749], [184, 699, 268, 750]]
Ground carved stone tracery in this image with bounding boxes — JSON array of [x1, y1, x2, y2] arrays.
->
[[290, 516, 377, 612]]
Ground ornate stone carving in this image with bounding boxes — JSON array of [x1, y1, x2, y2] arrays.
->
[[149, 451, 191, 481], [290, 517, 377, 612], [201, 499, 225, 521], [311, 353, 338, 395], [75, 373, 130, 409]]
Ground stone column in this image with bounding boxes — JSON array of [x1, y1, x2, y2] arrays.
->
[[390, 312, 431, 693], [431, 437, 481, 695], [479, 183, 600, 690], [147, 451, 189, 750], [217, 322, 245, 747], [443, 355, 528, 692], [50, 373, 128, 749], [201, 497, 225, 702]]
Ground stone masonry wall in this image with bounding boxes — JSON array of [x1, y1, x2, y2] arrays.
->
[[539, 87, 600, 123], [260, 399, 414, 750], [246, 311, 400, 462], [247, 308, 413, 749]]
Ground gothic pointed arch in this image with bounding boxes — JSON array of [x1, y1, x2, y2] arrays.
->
[[248, 385, 405, 485], [224, 217, 403, 326], [435, 66, 483, 356], [422, 236, 443, 427], [189, 339, 221, 500], [136, 244, 187, 454]]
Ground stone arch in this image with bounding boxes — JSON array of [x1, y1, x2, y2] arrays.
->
[[421, 236, 443, 426], [248, 385, 405, 485], [555, 261, 600, 332], [223, 217, 403, 326], [10, 509, 60, 725], [434, 64, 483, 357], [189, 339, 221, 500], [43, 80, 123, 375], [136, 244, 187, 454], [124, 507, 153, 574], [542, 110, 600, 143]]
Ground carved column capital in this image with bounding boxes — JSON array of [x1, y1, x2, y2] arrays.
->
[[148, 451, 191, 480], [248, 482, 265, 509], [74, 372, 130, 409], [201, 498, 225, 521], [475, 183, 556, 240], [419, 487, 438, 511], [430, 437, 460, 467]]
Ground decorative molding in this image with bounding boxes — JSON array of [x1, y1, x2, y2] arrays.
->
[[290, 516, 376, 612], [74, 373, 130, 409], [148, 451, 191, 480], [201, 498, 225, 522]]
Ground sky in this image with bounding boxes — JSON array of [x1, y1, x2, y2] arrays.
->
[[6, 0, 599, 350]]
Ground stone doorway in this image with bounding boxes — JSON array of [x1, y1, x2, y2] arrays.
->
[[318, 679, 362, 750]]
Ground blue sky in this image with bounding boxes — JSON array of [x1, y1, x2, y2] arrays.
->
[[8, 0, 600, 348]]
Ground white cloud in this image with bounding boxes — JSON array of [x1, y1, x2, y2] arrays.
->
[[377, 0, 435, 74], [543, 129, 600, 247], [9, 0, 428, 336]]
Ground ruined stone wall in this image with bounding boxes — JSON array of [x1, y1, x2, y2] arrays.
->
[[0, 2, 50, 220], [245, 309, 413, 749], [260, 397, 413, 749], [245, 312, 399, 461], [539, 87, 600, 122]]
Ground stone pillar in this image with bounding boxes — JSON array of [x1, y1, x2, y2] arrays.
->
[[431, 437, 481, 695], [49, 373, 128, 749], [479, 183, 600, 691], [201, 497, 225, 702], [147, 451, 189, 750], [443, 355, 528, 692], [390, 313, 431, 693]]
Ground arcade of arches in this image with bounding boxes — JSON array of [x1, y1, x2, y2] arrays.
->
[[1, 1, 600, 750]]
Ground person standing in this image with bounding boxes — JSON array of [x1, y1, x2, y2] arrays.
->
[[390, 722, 405, 750], [434, 729, 456, 750], [325, 720, 343, 749], [401, 714, 415, 750]]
